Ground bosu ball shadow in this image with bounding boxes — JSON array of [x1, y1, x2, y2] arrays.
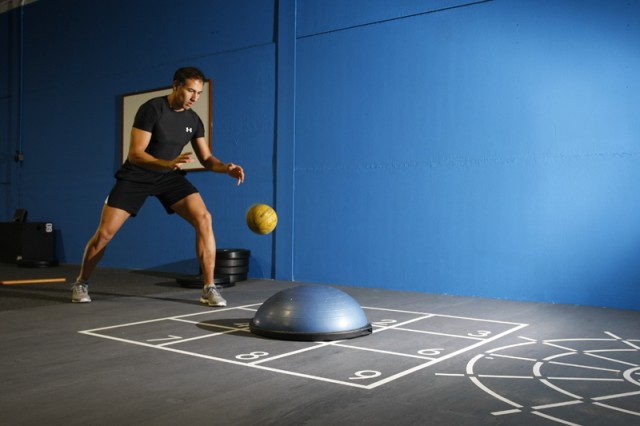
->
[[250, 285, 372, 341]]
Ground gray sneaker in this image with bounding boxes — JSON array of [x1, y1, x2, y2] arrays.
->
[[71, 282, 91, 303], [200, 285, 227, 307]]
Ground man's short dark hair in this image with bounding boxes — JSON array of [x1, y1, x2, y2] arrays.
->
[[173, 67, 205, 86]]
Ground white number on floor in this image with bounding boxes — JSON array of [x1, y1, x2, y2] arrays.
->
[[236, 351, 269, 360], [349, 370, 382, 380], [418, 348, 443, 356], [468, 330, 492, 338]]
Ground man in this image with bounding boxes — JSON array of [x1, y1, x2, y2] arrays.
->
[[72, 66, 244, 307]]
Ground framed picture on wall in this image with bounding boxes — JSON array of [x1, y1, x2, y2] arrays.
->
[[121, 80, 213, 172]]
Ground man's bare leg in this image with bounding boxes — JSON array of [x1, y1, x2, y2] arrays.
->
[[172, 193, 226, 307], [72, 205, 130, 303]]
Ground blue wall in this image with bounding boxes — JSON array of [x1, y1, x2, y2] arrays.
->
[[2, 0, 639, 310], [293, 0, 640, 310]]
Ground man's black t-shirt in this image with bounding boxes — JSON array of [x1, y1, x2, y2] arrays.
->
[[117, 96, 205, 181]]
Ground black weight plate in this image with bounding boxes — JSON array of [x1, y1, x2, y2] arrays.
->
[[215, 258, 249, 267], [216, 248, 251, 260], [215, 266, 249, 275], [216, 276, 235, 288], [176, 275, 201, 288], [226, 273, 248, 283], [17, 259, 59, 268]]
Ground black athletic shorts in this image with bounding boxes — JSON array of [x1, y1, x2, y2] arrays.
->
[[106, 171, 198, 216]]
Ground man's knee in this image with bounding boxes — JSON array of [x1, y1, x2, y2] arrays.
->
[[194, 210, 213, 232], [93, 226, 117, 248]]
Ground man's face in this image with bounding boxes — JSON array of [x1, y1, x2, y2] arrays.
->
[[174, 78, 204, 110]]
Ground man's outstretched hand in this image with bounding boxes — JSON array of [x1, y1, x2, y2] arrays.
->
[[226, 163, 245, 185]]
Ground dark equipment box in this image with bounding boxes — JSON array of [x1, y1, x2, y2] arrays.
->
[[0, 222, 58, 267]]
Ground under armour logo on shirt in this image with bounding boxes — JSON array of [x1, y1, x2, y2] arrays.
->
[[185, 127, 193, 133]]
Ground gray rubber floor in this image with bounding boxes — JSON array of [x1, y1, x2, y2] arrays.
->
[[1, 263, 639, 425]]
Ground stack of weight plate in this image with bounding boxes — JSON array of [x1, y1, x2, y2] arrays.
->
[[215, 248, 250, 284], [176, 248, 250, 289]]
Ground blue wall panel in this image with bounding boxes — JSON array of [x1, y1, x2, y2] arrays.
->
[[297, 0, 485, 37], [0, 10, 9, 98], [1, 8, 19, 222], [0, 97, 10, 216], [294, 0, 640, 309]]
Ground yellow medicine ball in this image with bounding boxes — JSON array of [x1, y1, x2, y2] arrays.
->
[[246, 204, 278, 234]]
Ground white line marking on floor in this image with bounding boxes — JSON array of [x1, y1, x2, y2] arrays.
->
[[469, 376, 522, 408], [531, 410, 581, 426], [592, 390, 640, 401], [532, 400, 583, 410], [492, 409, 521, 415], [592, 402, 640, 417], [548, 360, 621, 373], [146, 335, 181, 342]]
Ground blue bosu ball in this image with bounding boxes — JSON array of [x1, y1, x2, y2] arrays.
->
[[250, 285, 372, 341]]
